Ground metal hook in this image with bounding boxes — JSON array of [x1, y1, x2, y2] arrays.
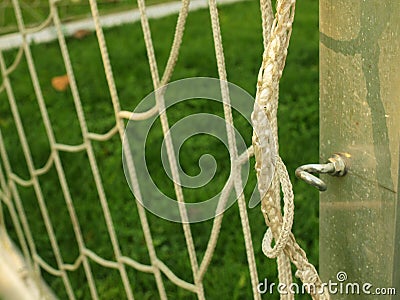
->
[[295, 153, 349, 191]]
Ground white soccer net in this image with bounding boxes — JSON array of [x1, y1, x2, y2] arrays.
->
[[0, 0, 326, 299]]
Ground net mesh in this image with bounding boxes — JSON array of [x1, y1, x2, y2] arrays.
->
[[0, 0, 326, 299], [0, 0, 261, 299]]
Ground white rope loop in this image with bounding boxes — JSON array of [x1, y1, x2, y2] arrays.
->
[[253, 0, 331, 299], [261, 156, 293, 259]]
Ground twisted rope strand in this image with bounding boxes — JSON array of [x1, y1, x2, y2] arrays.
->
[[252, 0, 330, 299]]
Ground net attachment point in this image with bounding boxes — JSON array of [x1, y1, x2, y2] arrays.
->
[[295, 152, 350, 191]]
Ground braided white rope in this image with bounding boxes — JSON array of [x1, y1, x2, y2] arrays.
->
[[260, 156, 293, 259], [252, 0, 330, 299]]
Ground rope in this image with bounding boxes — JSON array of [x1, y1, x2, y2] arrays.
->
[[136, 0, 208, 298], [50, 0, 134, 297], [6, 1, 78, 297], [252, 0, 330, 299], [207, 0, 260, 298]]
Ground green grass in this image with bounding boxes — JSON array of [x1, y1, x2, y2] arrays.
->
[[0, 0, 169, 34], [0, 0, 319, 299]]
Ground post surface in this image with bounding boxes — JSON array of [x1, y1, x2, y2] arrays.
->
[[319, 0, 400, 298]]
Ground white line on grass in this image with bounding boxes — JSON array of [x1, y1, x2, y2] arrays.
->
[[0, 0, 245, 50]]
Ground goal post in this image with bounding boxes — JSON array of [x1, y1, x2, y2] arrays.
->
[[0, 227, 57, 300], [319, 0, 400, 297]]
